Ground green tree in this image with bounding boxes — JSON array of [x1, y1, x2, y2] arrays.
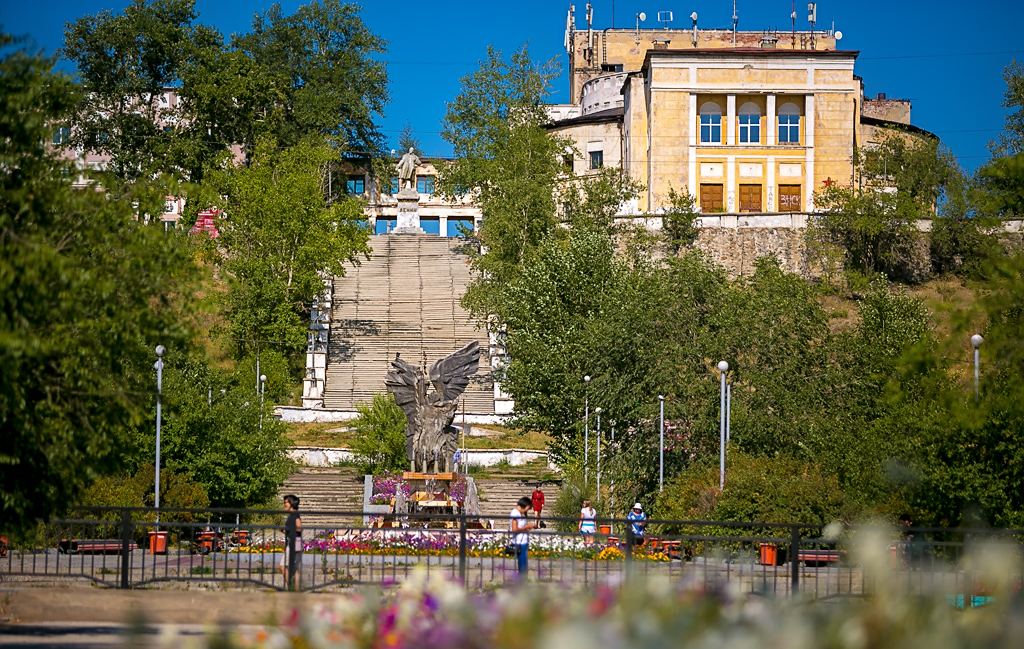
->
[[988, 59, 1024, 157], [234, 0, 390, 153], [0, 36, 195, 527], [349, 393, 408, 473], [436, 45, 568, 319], [61, 0, 221, 182], [203, 136, 371, 357], [661, 187, 702, 253], [397, 120, 422, 157]]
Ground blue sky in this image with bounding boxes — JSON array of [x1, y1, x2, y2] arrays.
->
[[3, 1, 1022, 170]]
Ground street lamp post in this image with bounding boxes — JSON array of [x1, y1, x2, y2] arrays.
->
[[718, 361, 729, 491], [595, 408, 602, 503], [971, 334, 983, 399], [726, 383, 731, 445], [154, 345, 165, 525], [609, 421, 616, 523], [584, 375, 591, 487], [259, 374, 267, 430], [658, 395, 665, 492]]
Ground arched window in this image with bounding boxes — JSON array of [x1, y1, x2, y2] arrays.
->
[[699, 102, 722, 144], [778, 102, 801, 143], [738, 102, 761, 144]]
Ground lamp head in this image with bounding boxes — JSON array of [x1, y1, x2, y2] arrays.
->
[[584, 375, 591, 384], [155, 345, 165, 357], [658, 395, 664, 401], [260, 374, 267, 382], [971, 334, 983, 348], [717, 361, 729, 372], [595, 407, 602, 414]]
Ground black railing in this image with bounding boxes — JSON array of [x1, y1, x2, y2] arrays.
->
[[2, 507, 1021, 602]]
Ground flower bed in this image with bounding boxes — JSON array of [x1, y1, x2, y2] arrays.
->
[[230, 530, 668, 561], [370, 471, 412, 505]]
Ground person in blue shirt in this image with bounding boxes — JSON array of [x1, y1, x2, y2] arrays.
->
[[626, 503, 647, 546]]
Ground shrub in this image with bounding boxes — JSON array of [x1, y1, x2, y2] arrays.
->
[[350, 392, 408, 473], [654, 453, 849, 535]]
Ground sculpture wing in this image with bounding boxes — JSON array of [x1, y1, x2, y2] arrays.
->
[[384, 358, 420, 423], [428, 341, 481, 402]]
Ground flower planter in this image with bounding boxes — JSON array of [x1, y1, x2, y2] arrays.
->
[[599, 525, 612, 535]]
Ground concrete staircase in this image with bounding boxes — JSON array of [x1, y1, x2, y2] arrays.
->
[[474, 479, 562, 519], [280, 469, 561, 527], [279, 468, 365, 528], [323, 235, 495, 413]]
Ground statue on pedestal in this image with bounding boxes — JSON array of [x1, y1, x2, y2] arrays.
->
[[395, 147, 421, 192], [384, 342, 481, 473]]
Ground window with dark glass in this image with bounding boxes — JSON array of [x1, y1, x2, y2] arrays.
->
[[589, 150, 603, 169], [52, 126, 71, 145], [417, 176, 435, 193], [346, 175, 365, 194]]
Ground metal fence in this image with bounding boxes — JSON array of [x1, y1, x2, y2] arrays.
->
[[2, 507, 1021, 603]]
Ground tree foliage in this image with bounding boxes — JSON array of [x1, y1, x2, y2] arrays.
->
[[201, 136, 371, 356], [0, 36, 196, 527], [349, 392, 409, 474]]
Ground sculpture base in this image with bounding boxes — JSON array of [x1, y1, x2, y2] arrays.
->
[[396, 190, 422, 233]]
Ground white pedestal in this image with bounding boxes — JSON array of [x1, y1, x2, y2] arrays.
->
[[394, 188, 424, 234]]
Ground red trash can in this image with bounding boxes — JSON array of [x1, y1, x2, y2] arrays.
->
[[148, 531, 169, 555]]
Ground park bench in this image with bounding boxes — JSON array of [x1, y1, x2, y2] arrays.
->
[[797, 549, 841, 567], [58, 539, 137, 554]]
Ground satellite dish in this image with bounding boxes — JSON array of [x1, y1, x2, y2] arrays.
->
[[639, 12, 647, 21], [834, 30, 843, 40], [690, 11, 698, 21]]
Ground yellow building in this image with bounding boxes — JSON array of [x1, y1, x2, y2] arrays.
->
[[551, 16, 933, 216], [624, 46, 860, 213]]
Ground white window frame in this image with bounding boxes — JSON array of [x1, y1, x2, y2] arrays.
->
[[699, 102, 722, 144], [778, 102, 801, 144], [738, 102, 761, 144]]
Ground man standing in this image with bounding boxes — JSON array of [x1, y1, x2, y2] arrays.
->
[[509, 496, 538, 579], [281, 494, 303, 590], [395, 147, 421, 191], [627, 503, 647, 547], [531, 486, 545, 520]]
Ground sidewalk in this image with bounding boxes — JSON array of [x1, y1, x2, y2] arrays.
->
[[1, 585, 344, 625]]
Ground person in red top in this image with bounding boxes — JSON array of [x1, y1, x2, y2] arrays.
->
[[531, 487, 545, 520]]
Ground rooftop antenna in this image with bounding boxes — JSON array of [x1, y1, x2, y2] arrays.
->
[[732, 0, 738, 46], [791, 1, 797, 49], [807, 2, 817, 49], [657, 10, 673, 29], [586, 2, 593, 64], [691, 11, 699, 47]]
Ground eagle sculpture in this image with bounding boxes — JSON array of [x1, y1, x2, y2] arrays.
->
[[384, 341, 481, 473]]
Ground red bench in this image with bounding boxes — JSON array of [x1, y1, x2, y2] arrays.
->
[[798, 549, 841, 567], [58, 539, 138, 554]]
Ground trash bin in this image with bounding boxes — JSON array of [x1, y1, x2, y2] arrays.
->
[[148, 531, 169, 555], [759, 543, 786, 566]]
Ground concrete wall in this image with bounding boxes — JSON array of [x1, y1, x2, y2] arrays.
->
[[288, 446, 553, 469]]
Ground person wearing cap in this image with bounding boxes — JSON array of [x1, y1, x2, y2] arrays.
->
[[627, 503, 647, 546]]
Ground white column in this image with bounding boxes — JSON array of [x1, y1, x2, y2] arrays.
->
[[726, 155, 736, 212], [439, 214, 448, 237], [766, 95, 776, 146], [726, 94, 736, 146], [805, 95, 815, 211], [767, 156, 776, 212], [688, 93, 698, 197]]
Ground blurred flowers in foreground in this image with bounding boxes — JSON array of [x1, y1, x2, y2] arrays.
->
[[176, 533, 1022, 648]]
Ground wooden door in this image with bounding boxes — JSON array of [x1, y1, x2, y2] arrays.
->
[[700, 184, 724, 213], [779, 184, 802, 212], [739, 184, 762, 212]]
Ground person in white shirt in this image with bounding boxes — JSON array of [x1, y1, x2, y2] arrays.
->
[[509, 496, 538, 578], [579, 499, 597, 545]]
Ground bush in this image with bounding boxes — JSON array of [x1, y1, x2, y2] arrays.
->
[[350, 392, 408, 473], [654, 453, 849, 535]]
